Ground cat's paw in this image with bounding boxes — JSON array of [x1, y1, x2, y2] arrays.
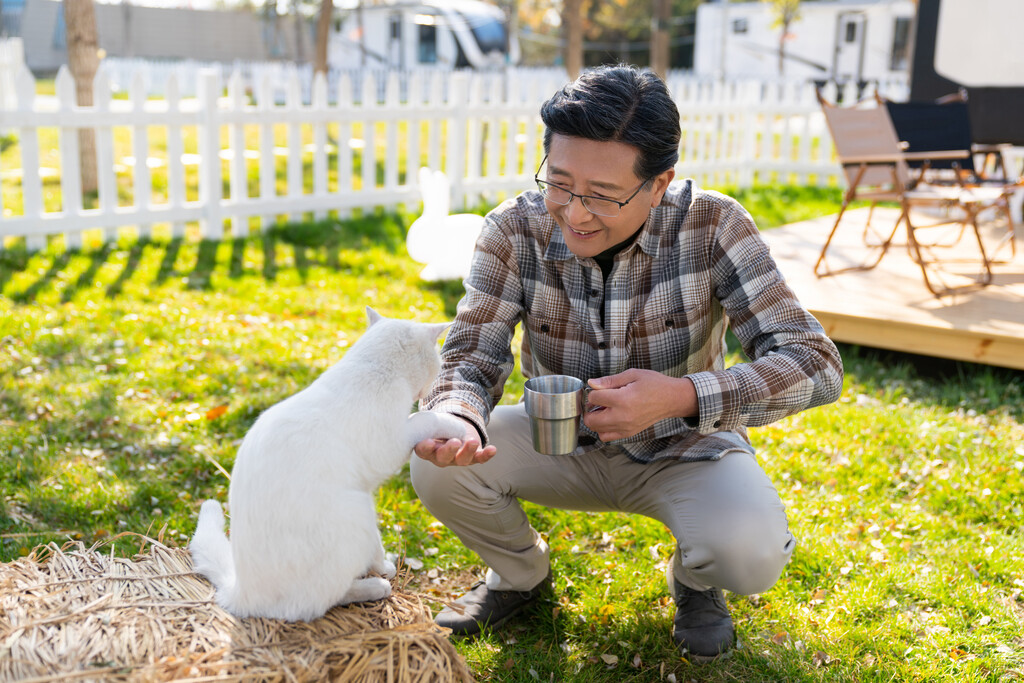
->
[[376, 559, 397, 580], [432, 412, 469, 441]]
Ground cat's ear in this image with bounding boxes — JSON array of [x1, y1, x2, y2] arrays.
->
[[429, 322, 453, 342], [365, 306, 384, 327]]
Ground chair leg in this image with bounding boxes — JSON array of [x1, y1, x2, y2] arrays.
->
[[815, 198, 901, 278], [906, 205, 993, 297], [986, 197, 1018, 264]]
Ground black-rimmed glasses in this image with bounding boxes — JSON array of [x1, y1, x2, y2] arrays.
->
[[534, 155, 650, 218]]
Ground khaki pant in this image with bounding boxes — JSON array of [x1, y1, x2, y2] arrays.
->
[[410, 404, 796, 595]]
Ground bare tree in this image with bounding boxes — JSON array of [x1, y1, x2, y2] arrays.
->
[[64, 0, 100, 194], [314, 0, 333, 76], [763, 0, 801, 76], [650, 0, 671, 79], [561, 0, 583, 79], [291, 0, 306, 63]]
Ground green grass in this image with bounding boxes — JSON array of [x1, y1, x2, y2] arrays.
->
[[1, 190, 1022, 682]]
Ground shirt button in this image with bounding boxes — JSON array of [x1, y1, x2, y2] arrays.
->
[[598, 341, 608, 350], [713, 420, 722, 428], [540, 324, 550, 333], [665, 319, 675, 328]]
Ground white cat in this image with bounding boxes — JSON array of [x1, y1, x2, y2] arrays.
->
[[189, 307, 465, 621]]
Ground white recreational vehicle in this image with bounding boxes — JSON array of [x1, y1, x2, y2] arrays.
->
[[329, 0, 520, 70], [693, 0, 916, 83]]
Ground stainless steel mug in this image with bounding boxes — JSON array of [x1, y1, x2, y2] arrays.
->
[[523, 375, 586, 455]]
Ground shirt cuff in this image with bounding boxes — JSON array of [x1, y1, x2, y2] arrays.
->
[[685, 370, 745, 435]]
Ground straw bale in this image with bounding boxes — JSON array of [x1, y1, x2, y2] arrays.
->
[[0, 537, 473, 682]]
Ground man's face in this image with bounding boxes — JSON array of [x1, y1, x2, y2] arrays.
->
[[541, 134, 673, 259]]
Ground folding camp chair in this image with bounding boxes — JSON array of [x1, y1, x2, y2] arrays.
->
[[882, 92, 1020, 261], [816, 93, 994, 297]]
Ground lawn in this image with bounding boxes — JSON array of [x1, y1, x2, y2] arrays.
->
[[1, 189, 1022, 682]]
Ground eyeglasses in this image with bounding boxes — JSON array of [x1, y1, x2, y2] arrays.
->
[[534, 155, 650, 218]]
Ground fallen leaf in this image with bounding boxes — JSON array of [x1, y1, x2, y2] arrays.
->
[[632, 653, 642, 668], [205, 404, 228, 420], [813, 650, 832, 667], [600, 653, 618, 666], [771, 631, 789, 645]]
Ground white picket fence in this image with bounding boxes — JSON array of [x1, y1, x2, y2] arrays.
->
[[0, 58, 909, 252]]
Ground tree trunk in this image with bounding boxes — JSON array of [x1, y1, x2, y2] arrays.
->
[[64, 0, 100, 195], [291, 0, 306, 63], [562, 0, 583, 80], [778, 19, 789, 76], [314, 0, 333, 76], [650, 0, 670, 79]]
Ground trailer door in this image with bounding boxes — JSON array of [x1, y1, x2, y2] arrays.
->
[[833, 11, 866, 81]]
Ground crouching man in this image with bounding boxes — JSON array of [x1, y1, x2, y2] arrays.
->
[[411, 64, 843, 661]]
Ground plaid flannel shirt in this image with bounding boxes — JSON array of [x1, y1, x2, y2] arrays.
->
[[423, 179, 844, 463]]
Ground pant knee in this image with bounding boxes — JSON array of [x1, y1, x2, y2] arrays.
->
[[677, 512, 795, 596], [409, 456, 458, 512]]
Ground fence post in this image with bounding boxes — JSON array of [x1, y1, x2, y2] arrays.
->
[[287, 70, 304, 222], [447, 73, 468, 210], [257, 72, 276, 231], [54, 68, 82, 250], [198, 69, 223, 240], [737, 80, 757, 188], [15, 65, 45, 251], [228, 70, 248, 236], [165, 74, 187, 240], [312, 70, 329, 219], [130, 72, 151, 241]]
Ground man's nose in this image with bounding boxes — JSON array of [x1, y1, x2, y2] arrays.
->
[[565, 195, 594, 223]]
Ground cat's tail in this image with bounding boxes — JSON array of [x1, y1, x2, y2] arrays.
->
[[189, 500, 236, 593]]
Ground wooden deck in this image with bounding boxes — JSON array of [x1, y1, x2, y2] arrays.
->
[[763, 207, 1024, 370]]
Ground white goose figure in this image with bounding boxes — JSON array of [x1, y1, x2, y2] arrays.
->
[[406, 168, 485, 281]]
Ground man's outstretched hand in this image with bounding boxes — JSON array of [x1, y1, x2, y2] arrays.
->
[[414, 416, 496, 467]]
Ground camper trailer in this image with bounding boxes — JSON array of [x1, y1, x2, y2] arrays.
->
[[693, 0, 915, 83], [329, 0, 519, 70]]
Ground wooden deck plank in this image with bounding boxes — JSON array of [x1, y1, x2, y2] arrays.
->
[[762, 207, 1024, 370]]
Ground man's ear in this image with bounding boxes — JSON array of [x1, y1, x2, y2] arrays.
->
[[365, 306, 384, 327], [649, 168, 675, 207]]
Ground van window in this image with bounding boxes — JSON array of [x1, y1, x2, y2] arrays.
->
[[890, 16, 911, 71], [418, 23, 437, 63]]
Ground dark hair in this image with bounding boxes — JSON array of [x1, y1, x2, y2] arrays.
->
[[540, 64, 680, 181]]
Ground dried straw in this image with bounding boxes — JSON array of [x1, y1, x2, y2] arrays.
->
[[0, 536, 473, 682]]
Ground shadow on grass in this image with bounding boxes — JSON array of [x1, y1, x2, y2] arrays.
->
[[2, 212, 415, 302], [105, 240, 147, 298], [155, 237, 184, 285], [13, 250, 74, 304], [838, 343, 1024, 421], [0, 248, 31, 294]]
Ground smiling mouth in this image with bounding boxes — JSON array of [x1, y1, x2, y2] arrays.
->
[[568, 226, 599, 237]]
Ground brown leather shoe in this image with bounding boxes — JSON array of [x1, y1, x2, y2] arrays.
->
[[435, 571, 552, 637]]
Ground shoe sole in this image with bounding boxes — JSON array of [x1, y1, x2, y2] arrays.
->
[[438, 598, 541, 639], [684, 648, 734, 664]]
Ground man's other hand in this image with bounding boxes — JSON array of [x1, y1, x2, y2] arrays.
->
[[584, 369, 697, 442]]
